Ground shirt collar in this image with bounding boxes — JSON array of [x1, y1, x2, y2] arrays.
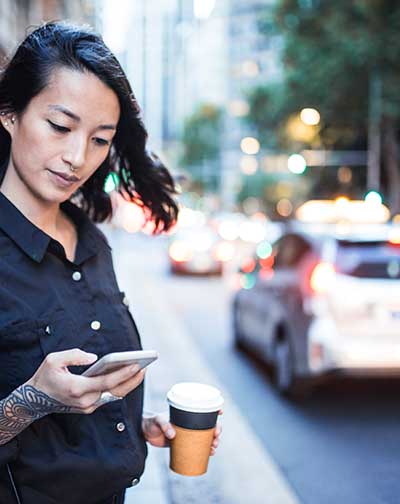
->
[[0, 191, 99, 264]]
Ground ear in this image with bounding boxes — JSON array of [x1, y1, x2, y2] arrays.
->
[[0, 112, 17, 136]]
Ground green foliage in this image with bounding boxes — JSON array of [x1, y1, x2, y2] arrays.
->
[[180, 104, 223, 167], [247, 0, 400, 150]]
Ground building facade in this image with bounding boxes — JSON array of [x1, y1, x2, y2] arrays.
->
[[101, 0, 281, 208], [0, 0, 97, 60]]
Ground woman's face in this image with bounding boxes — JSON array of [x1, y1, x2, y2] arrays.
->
[[1, 66, 120, 204]]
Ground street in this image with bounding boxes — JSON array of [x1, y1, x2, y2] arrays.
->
[[107, 228, 400, 504]]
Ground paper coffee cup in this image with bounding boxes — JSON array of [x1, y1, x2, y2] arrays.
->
[[167, 382, 224, 476]]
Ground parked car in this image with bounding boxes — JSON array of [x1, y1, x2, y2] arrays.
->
[[168, 225, 234, 275], [232, 225, 400, 398]]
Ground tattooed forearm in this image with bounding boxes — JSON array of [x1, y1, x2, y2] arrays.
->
[[0, 384, 72, 445]]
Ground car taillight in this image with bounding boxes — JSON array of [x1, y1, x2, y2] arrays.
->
[[388, 230, 400, 245], [310, 262, 336, 294]]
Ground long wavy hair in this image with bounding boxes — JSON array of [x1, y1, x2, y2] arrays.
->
[[0, 21, 179, 232]]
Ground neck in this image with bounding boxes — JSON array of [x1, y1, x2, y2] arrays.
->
[[0, 160, 63, 237]]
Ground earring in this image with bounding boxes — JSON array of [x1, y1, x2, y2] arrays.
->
[[4, 121, 8, 127], [11, 117, 15, 123]]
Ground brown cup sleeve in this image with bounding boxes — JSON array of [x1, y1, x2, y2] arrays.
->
[[170, 424, 215, 477]]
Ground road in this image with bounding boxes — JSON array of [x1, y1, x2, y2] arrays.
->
[[108, 229, 400, 504]]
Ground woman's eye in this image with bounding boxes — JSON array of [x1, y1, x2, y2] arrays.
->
[[47, 120, 70, 133], [94, 138, 110, 146]]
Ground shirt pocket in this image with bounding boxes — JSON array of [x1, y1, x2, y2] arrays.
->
[[0, 309, 75, 396]]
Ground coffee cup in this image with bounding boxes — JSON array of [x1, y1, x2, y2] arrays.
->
[[167, 382, 224, 476]]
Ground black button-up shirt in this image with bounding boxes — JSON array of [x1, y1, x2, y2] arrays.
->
[[0, 188, 148, 503]]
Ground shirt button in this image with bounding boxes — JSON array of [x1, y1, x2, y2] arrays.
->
[[91, 320, 101, 331], [72, 271, 82, 281], [45, 325, 51, 335], [122, 296, 129, 307], [131, 478, 140, 487], [116, 422, 126, 432]]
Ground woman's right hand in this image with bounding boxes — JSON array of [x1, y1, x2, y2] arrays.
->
[[25, 348, 145, 415]]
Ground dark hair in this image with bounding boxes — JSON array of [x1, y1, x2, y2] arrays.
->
[[0, 21, 179, 232]]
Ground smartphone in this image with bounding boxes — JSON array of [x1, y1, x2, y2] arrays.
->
[[82, 350, 158, 378]]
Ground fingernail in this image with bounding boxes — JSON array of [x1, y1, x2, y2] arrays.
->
[[166, 428, 175, 438]]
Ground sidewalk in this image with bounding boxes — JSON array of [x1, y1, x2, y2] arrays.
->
[[108, 229, 301, 504]]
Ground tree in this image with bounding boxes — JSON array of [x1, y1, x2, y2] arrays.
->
[[180, 104, 223, 192], [247, 0, 400, 212]]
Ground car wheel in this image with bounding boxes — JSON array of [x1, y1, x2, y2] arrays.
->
[[273, 338, 310, 399]]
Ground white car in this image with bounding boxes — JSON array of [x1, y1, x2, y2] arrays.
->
[[232, 225, 400, 397]]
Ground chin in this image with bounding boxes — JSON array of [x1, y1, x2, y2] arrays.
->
[[34, 185, 75, 206]]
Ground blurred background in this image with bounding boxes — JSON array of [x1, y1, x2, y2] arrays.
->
[[2, 1, 400, 503]]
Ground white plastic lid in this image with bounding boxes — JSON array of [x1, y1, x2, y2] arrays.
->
[[167, 382, 224, 413]]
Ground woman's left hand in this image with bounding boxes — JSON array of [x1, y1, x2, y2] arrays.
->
[[142, 410, 223, 456]]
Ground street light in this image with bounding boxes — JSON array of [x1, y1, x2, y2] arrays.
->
[[300, 108, 321, 126]]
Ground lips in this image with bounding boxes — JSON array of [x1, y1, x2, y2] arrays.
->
[[48, 169, 80, 182]]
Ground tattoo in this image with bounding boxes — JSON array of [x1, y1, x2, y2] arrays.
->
[[0, 384, 72, 445]]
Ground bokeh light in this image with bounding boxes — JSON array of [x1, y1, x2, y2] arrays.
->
[[240, 155, 258, 175], [214, 241, 235, 262], [240, 273, 257, 290], [118, 202, 146, 233], [300, 108, 320, 126], [364, 190, 383, 205], [242, 258, 257, 274], [241, 60, 259, 78], [239, 220, 267, 243], [256, 241, 273, 259], [276, 198, 293, 217], [229, 100, 250, 117], [337, 166, 352, 184], [169, 242, 192, 262], [288, 154, 306, 174], [240, 137, 260, 155]]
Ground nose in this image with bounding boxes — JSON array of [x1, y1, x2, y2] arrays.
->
[[62, 135, 87, 170]]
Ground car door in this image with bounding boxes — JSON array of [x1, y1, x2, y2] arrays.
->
[[252, 234, 311, 361], [242, 237, 287, 358]]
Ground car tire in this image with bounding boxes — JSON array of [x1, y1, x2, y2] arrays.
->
[[273, 337, 311, 400]]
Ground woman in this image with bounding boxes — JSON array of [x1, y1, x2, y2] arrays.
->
[[0, 21, 222, 504]]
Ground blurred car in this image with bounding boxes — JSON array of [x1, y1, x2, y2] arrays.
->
[[232, 225, 400, 398], [168, 225, 234, 275]]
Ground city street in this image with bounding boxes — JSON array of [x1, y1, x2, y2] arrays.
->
[[0, 2, 399, 504], [107, 227, 400, 504]]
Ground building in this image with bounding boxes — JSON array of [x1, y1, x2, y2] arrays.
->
[[101, 0, 282, 208]]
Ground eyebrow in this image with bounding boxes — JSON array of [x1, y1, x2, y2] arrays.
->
[[47, 105, 117, 131]]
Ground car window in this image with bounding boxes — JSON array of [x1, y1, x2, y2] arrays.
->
[[335, 240, 400, 278], [274, 235, 311, 268]]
